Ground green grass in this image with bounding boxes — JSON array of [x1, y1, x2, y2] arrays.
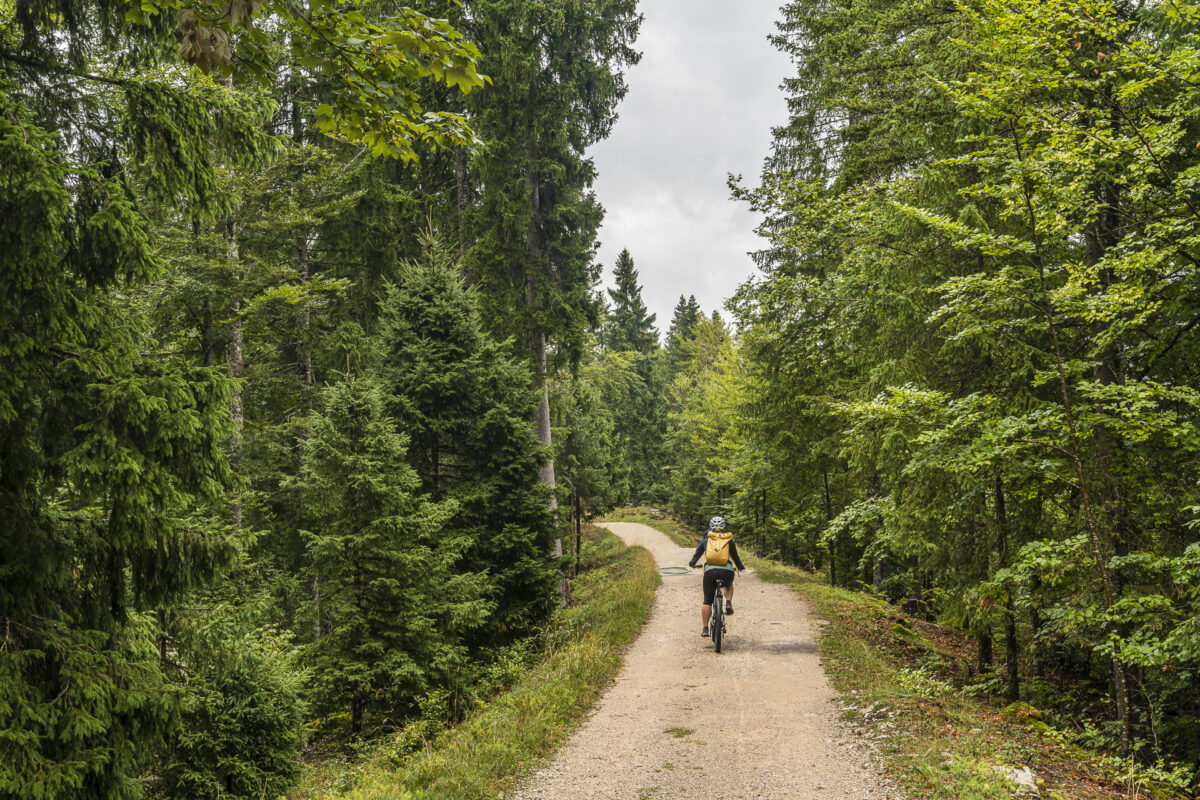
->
[[598, 507, 700, 548], [749, 557, 1189, 800], [291, 525, 659, 800]]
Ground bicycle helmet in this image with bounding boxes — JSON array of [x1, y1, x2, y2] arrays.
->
[[709, 516, 726, 531]]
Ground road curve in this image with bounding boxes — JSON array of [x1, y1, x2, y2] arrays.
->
[[508, 521, 894, 800]]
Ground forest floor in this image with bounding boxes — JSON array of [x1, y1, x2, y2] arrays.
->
[[507, 521, 895, 800]]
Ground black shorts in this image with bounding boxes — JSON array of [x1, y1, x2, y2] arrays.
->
[[702, 568, 735, 606]]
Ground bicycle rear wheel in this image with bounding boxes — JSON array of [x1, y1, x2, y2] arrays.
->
[[712, 602, 724, 653]]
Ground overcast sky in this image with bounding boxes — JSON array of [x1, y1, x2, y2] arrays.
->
[[590, 0, 793, 333]]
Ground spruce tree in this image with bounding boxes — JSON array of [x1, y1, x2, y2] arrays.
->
[[605, 248, 659, 353], [2, 0, 488, 787], [1, 85, 242, 800], [461, 0, 643, 511], [378, 237, 557, 641], [665, 294, 702, 376], [598, 249, 668, 502], [158, 622, 307, 800], [298, 379, 490, 732]]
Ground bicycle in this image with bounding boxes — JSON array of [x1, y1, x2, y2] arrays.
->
[[711, 577, 728, 653]]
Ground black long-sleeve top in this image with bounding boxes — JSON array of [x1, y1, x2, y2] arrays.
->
[[688, 532, 745, 571]]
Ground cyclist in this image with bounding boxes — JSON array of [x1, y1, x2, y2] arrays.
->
[[688, 516, 745, 637]]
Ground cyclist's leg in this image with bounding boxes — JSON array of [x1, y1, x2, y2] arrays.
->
[[700, 570, 718, 633]]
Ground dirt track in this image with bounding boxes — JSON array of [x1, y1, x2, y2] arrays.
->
[[509, 522, 895, 800]]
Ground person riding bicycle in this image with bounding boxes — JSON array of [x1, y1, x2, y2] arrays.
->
[[688, 516, 745, 638]]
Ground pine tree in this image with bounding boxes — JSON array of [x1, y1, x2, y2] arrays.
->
[[717, 0, 1200, 768], [598, 249, 668, 502], [2, 0, 489, 787], [378, 237, 557, 642]]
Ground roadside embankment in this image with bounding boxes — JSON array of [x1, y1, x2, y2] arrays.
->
[[291, 525, 658, 800], [753, 560, 1192, 800]]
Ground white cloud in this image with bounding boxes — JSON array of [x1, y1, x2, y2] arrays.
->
[[590, 0, 793, 330]]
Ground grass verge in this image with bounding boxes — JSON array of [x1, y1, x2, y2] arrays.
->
[[291, 525, 659, 800], [749, 558, 1190, 800], [599, 507, 700, 549]]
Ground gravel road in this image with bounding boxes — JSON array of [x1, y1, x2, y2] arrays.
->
[[509, 522, 896, 800]]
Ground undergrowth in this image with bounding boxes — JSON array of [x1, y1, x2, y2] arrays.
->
[[291, 525, 658, 800]]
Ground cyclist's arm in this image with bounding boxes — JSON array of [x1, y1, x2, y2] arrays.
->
[[730, 540, 746, 572], [688, 535, 708, 568]]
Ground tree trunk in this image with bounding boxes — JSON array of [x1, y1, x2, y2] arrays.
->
[[909, 555, 923, 617], [297, 228, 315, 419], [825, 470, 837, 587], [869, 474, 884, 594], [1029, 573, 1046, 678], [351, 690, 363, 734], [995, 472, 1020, 702], [524, 135, 556, 513], [524, 129, 563, 605], [312, 574, 321, 639], [1085, 204, 1136, 755], [574, 490, 582, 578], [225, 216, 244, 529], [978, 631, 993, 675], [202, 295, 215, 367], [455, 146, 469, 258]]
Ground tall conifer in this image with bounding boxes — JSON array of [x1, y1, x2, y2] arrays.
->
[[665, 294, 702, 375], [461, 0, 643, 511], [378, 237, 557, 641], [298, 379, 489, 732], [605, 248, 659, 354]]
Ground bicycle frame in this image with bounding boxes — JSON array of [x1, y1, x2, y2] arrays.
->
[[711, 578, 727, 653]]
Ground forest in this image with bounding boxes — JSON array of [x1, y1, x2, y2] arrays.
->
[[4, 0, 1200, 797]]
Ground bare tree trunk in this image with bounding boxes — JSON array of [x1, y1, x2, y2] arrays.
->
[[995, 472, 1020, 702], [1029, 573, 1046, 678], [225, 216, 244, 529], [351, 690, 363, 734], [869, 474, 885, 593], [525, 138, 557, 508], [312, 574, 321, 639], [824, 470, 837, 587], [202, 296, 215, 367], [978, 630, 994, 675], [908, 555, 923, 617], [455, 146, 469, 258], [574, 490, 582, 578], [297, 229, 315, 410], [535, 348, 557, 514], [524, 131, 563, 603]]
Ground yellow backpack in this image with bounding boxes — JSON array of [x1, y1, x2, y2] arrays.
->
[[704, 531, 733, 566]]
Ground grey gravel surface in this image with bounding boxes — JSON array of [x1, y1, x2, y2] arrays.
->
[[508, 522, 898, 800]]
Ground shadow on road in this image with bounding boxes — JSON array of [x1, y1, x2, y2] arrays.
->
[[731, 638, 819, 655]]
